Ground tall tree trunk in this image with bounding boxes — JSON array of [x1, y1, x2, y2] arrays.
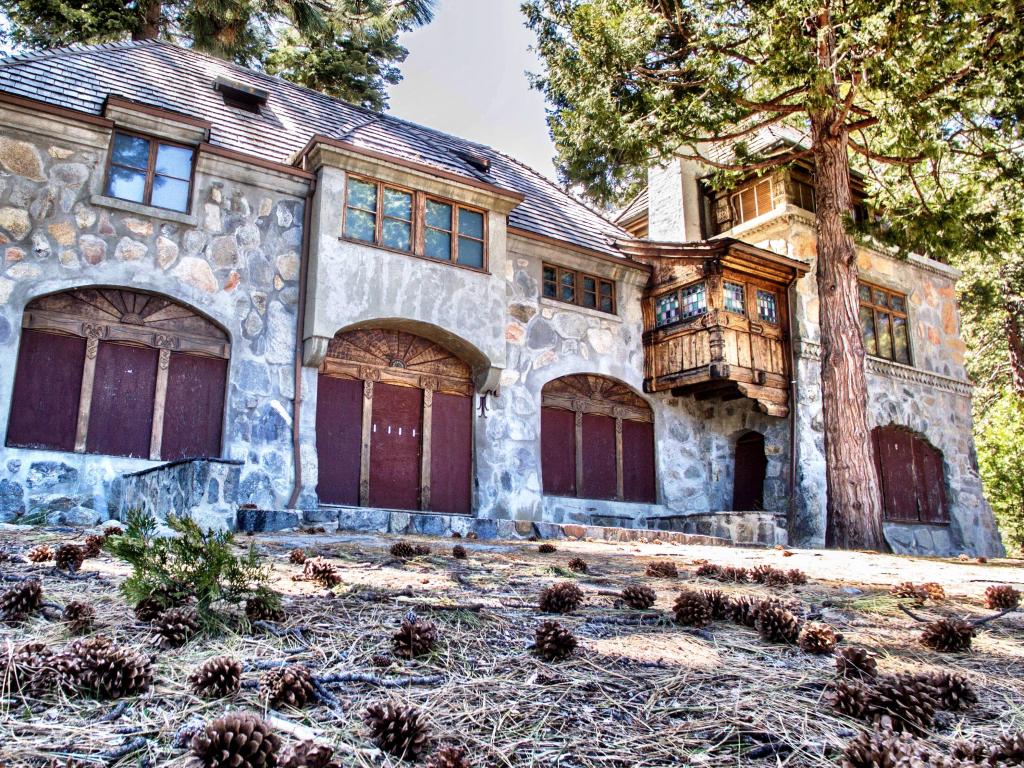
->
[[133, 0, 162, 40], [1003, 264, 1024, 395], [811, 6, 887, 551]]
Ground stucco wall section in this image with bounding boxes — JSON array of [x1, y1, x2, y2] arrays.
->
[[0, 107, 307, 523]]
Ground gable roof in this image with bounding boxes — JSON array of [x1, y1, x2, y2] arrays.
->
[[0, 40, 629, 257]]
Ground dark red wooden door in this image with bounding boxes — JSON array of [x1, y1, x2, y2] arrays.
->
[[541, 407, 576, 496], [622, 419, 656, 503], [913, 439, 948, 523], [430, 392, 473, 514], [160, 352, 227, 461], [86, 341, 158, 458], [581, 413, 617, 500], [369, 382, 422, 511], [732, 432, 767, 511], [7, 329, 86, 452], [873, 427, 918, 521], [315, 375, 363, 506]]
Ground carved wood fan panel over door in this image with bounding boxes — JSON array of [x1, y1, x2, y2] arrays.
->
[[316, 328, 474, 514], [541, 375, 656, 504], [8, 287, 229, 461]]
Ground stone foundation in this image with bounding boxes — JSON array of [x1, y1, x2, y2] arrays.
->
[[650, 511, 788, 547], [111, 458, 242, 530]]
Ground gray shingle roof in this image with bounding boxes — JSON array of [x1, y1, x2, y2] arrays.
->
[[0, 40, 629, 257]]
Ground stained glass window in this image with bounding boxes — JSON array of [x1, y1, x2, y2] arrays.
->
[[757, 289, 778, 324], [680, 283, 707, 320], [724, 281, 745, 315], [655, 292, 679, 327]]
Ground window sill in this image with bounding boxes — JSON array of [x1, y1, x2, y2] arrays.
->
[[90, 195, 199, 227], [338, 236, 490, 276], [539, 296, 620, 322]]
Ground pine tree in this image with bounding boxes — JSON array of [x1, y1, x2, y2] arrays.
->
[[524, 0, 1023, 549]]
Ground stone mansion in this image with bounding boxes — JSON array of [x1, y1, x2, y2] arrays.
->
[[0, 41, 1003, 555]]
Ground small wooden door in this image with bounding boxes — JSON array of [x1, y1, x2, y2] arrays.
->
[[622, 419, 656, 503], [161, 352, 227, 461], [430, 391, 473, 514], [732, 431, 767, 511], [872, 426, 948, 523], [315, 375, 363, 505], [369, 382, 422, 510]]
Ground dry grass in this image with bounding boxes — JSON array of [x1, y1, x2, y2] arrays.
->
[[1, 528, 1022, 767]]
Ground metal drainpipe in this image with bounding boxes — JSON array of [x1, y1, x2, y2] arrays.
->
[[287, 172, 317, 510], [786, 275, 800, 542]]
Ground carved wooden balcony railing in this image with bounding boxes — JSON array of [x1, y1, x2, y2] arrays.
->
[[615, 238, 809, 417]]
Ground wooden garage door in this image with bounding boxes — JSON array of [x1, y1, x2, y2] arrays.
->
[[318, 328, 474, 513], [86, 341, 159, 459], [541, 406, 576, 496], [161, 352, 227, 461]]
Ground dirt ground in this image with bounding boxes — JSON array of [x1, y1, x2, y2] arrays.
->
[[1, 526, 1022, 767]]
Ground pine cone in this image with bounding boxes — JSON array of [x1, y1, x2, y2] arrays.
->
[[694, 563, 721, 579], [390, 541, 416, 559], [261, 664, 316, 709], [413, 544, 431, 556], [762, 567, 791, 588], [864, 674, 937, 734], [915, 671, 976, 711], [280, 740, 340, 768], [363, 701, 431, 760], [836, 647, 878, 680], [55, 544, 85, 573], [188, 655, 242, 698], [567, 556, 587, 573], [288, 548, 308, 565], [371, 653, 392, 668], [620, 584, 656, 610], [755, 602, 802, 644], [426, 745, 471, 768], [840, 728, 914, 768], [750, 564, 775, 583], [302, 557, 341, 588], [646, 561, 678, 578], [672, 590, 712, 627], [920, 619, 974, 652], [452, 544, 467, 560], [729, 595, 761, 627], [891, 582, 928, 601], [82, 534, 104, 559], [26, 544, 54, 563], [1, 579, 43, 621], [991, 732, 1024, 764], [134, 587, 179, 621], [392, 618, 438, 659], [950, 739, 991, 763], [831, 680, 870, 719], [720, 565, 750, 583], [246, 592, 285, 622], [2, 641, 59, 696], [533, 620, 577, 661], [189, 711, 280, 767], [103, 525, 123, 538], [984, 584, 1020, 610], [539, 582, 584, 614], [920, 582, 945, 601], [153, 607, 200, 648], [798, 622, 839, 654], [63, 601, 96, 634], [64, 636, 153, 699], [786, 569, 808, 585], [701, 589, 730, 620], [538, 543, 557, 554]]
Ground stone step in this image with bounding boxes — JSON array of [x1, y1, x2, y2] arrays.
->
[[235, 504, 731, 547]]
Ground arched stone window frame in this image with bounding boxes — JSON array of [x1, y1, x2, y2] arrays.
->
[[540, 374, 656, 503], [6, 286, 230, 461]]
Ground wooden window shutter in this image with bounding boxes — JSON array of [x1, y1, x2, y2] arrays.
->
[[755, 179, 773, 216]]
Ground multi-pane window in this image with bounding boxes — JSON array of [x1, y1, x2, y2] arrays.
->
[[654, 282, 707, 327], [724, 281, 745, 315], [105, 131, 194, 213], [859, 283, 911, 364], [342, 177, 488, 269], [542, 264, 615, 314], [756, 289, 778, 324], [791, 178, 816, 212], [729, 178, 774, 224]]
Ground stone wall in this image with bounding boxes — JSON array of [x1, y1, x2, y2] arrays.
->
[[111, 458, 242, 530], [0, 102, 308, 523]]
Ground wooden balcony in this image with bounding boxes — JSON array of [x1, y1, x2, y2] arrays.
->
[[616, 238, 810, 417]]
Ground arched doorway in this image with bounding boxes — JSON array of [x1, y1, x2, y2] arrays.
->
[[732, 431, 767, 511], [540, 375, 655, 503], [6, 287, 229, 460], [872, 426, 948, 523], [316, 328, 474, 514]]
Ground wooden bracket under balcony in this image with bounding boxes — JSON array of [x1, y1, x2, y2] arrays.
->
[[615, 237, 810, 418]]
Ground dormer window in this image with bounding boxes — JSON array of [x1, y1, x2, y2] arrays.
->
[[341, 175, 488, 271], [105, 131, 194, 213]]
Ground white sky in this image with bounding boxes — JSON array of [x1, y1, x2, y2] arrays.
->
[[387, 0, 558, 180]]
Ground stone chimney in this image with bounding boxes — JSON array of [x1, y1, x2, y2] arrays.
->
[[646, 156, 705, 243]]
